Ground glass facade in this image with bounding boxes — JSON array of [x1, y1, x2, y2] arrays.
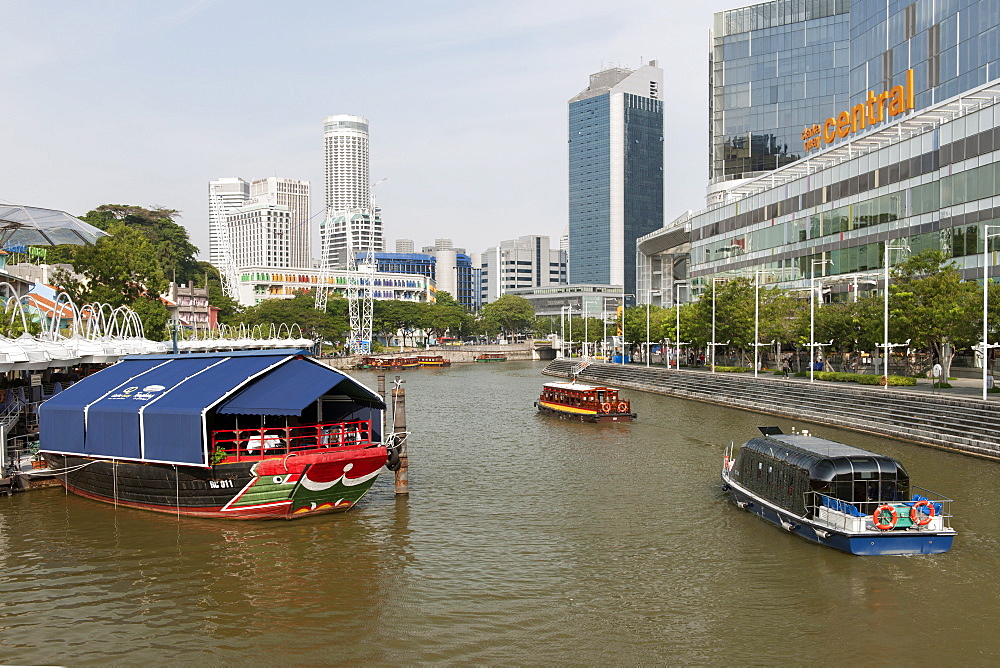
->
[[712, 0, 1000, 184], [568, 65, 664, 302], [641, 82, 1000, 303], [568, 95, 612, 285], [849, 0, 1000, 111], [711, 0, 851, 182]]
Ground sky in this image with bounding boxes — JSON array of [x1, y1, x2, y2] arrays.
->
[[1, 0, 721, 260]]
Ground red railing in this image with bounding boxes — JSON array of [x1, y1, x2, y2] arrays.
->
[[210, 420, 374, 462]]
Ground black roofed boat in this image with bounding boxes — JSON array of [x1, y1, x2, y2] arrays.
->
[[721, 427, 956, 555], [38, 349, 396, 520]]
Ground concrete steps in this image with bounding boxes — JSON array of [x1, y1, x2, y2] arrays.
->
[[544, 360, 1000, 459]]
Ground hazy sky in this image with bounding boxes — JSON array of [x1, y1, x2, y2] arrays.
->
[[2, 0, 720, 260]]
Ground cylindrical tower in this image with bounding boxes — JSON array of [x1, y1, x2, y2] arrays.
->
[[322, 114, 370, 211]]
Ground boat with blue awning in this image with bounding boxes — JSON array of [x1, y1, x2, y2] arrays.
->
[[38, 349, 396, 519]]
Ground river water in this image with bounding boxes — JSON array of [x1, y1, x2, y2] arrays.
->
[[1, 361, 997, 664]]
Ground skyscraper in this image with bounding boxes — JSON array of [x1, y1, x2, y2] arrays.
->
[[208, 177, 249, 267], [568, 62, 664, 303], [250, 177, 311, 268], [323, 114, 370, 211], [319, 209, 383, 268]]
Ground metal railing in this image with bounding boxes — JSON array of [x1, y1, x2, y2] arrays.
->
[[210, 420, 374, 463], [806, 487, 953, 532]]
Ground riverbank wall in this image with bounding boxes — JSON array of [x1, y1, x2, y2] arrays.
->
[[543, 360, 1000, 461], [322, 344, 543, 370]]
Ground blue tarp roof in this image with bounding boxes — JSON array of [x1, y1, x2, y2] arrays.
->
[[38, 350, 382, 467], [217, 357, 383, 416]]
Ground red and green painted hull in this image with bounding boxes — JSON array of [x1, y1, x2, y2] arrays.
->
[[43, 446, 388, 520]]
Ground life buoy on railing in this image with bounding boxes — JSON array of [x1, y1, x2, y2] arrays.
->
[[909, 499, 935, 526], [617, 402, 628, 413], [601, 402, 612, 413], [879, 375, 888, 386], [873, 504, 898, 530]]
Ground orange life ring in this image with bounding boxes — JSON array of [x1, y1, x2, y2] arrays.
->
[[909, 499, 935, 526], [617, 402, 628, 413], [872, 504, 898, 531], [601, 402, 612, 413], [879, 375, 888, 386]]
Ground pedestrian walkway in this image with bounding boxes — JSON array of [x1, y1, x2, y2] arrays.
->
[[544, 360, 1000, 460]]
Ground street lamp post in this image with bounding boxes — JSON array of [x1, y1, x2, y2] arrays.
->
[[754, 269, 780, 378], [710, 278, 728, 373], [673, 281, 690, 370], [880, 242, 910, 388], [560, 305, 566, 359], [620, 294, 634, 365], [981, 225, 1000, 400], [810, 259, 833, 383]]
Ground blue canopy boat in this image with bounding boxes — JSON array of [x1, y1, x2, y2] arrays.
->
[[38, 349, 395, 519]]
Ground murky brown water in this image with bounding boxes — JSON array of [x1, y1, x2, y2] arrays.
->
[[1, 361, 997, 664]]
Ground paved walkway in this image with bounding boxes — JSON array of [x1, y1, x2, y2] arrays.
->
[[625, 363, 998, 400]]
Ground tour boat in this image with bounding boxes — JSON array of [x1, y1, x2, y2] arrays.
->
[[38, 349, 399, 520], [416, 355, 451, 367], [475, 353, 507, 362], [721, 427, 956, 555], [534, 381, 636, 423]]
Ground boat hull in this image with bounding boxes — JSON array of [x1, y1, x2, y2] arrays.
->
[[535, 401, 635, 423], [722, 473, 954, 555], [43, 446, 388, 520]]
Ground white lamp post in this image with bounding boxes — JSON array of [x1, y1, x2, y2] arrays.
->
[[621, 294, 634, 365], [710, 278, 728, 373], [810, 259, 833, 383], [880, 242, 910, 388], [754, 269, 780, 378], [674, 281, 689, 370], [981, 226, 1000, 400]]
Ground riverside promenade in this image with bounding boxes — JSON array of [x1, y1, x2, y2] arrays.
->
[[543, 360, 1000, 461]]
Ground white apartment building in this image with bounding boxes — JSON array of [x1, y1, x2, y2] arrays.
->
[[479, 235, 568, 305], [323, 115, 370, 212], [227, 201, 292, 270], [250, 177, 311, 268], [208, 177, 249, 267]]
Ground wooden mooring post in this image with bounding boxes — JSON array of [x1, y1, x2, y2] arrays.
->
[[391, 375, 408, 495]]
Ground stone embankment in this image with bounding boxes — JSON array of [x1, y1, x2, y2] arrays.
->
[[544, 360, 1000, 460], [322, 345, 541, 370]]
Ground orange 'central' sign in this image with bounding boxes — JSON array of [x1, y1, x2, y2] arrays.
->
[[802, 69, 915, 152]]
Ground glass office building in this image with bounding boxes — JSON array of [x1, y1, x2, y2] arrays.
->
[[366, 252, 475, 310], [710, 0, 851, 185], [568, 62, 664, 303], [640, 0, 1000, 305]]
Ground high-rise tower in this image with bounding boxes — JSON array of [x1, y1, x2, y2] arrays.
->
[[323, 114, 370, 211], [568, 62, 664, 302], [208, 177, 249, 267], [250, 177, 311, 268]]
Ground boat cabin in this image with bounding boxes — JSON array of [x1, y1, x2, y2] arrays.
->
[[731, 429, 909, 518], [540, 382, 624, 410], [38, 349, 386, 468]]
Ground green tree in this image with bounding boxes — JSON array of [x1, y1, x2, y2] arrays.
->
[[479, 295, 535, 340], [80, 204, 200, 285], [373, 300, 425, 347], [239, 292, 347, 345], [423, 291, 472, 343], [62, 221, 170, 339], [890, 249, 980, 378]]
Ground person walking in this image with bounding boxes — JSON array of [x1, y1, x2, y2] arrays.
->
[[781, 355, 791, 377]]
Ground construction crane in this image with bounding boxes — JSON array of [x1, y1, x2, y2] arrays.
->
[[210, 185, 242, 302], [345, 178, 387, 354]]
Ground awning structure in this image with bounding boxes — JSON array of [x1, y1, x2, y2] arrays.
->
[[216, 357, 383, 416], [38, 349, 381, 467]]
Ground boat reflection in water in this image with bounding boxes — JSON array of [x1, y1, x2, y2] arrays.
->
[[722, 426, 956, 555]]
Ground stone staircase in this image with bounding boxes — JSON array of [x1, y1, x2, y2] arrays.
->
[[543, 360, 1000, 459]]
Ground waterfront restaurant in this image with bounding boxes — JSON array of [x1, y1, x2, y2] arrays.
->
[[638, 78, 1000, 308]]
